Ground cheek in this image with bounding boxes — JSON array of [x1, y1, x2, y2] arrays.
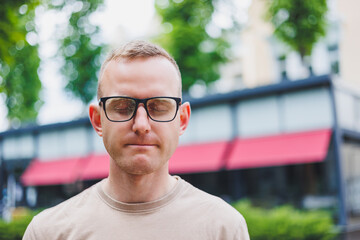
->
[[101, 127, 113, 153], [161, 123, 181, 151], [101, 122, 122, 148], [100, 119, 111, 140]]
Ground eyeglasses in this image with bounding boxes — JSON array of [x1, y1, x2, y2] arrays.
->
[[99, 96, 182, 122]]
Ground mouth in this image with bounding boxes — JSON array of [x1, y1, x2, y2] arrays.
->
[[126, 143, 158, 148], [125, 144, 158, 153], [125, 137, 159, 149]]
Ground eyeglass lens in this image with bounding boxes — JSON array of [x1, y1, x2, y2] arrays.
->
[[105, 97, 178, 122]]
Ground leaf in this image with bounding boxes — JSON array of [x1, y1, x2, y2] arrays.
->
[[0, 0, 42, 127], [154, 0, 232, 91], [266, 0, 328, 60]]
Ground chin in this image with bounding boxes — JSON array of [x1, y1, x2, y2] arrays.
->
[[115, 155, 164, 175]]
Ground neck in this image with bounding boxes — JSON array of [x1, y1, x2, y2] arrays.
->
[[104, 162, 177, 203]]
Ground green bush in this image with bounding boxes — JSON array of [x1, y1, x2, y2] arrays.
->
[[233, 200, 339, 240], [0, 208, 37, 240], [1, 203, 339, 240]]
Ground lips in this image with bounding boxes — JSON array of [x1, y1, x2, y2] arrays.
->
[[125, 144, 158, 153], [124, 136, 159, 148], [125, 142, 158, 148], [127, 144, 156, 147]]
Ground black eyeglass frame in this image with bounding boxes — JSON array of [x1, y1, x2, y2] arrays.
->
[[99, 96, 182, 122]]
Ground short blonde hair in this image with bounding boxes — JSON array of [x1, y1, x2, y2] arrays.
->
[[98, 40, 181, 99]]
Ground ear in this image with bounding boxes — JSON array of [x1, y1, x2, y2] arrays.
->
[[89, 103, 103, 137], [179, 102, 191, 136]]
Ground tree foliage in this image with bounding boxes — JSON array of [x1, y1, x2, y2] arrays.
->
[[0, 0, 104, 127], [154, 0, 231, 91], [49, 0, 104, 104], [266, 0, 328, 60], [0, 0, 42, 126]]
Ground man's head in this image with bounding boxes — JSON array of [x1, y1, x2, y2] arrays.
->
[[89, 40, 190, 176], [98, 40, 182, 100]]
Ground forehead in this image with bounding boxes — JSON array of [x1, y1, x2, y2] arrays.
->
[[99, 57, 181, 98]]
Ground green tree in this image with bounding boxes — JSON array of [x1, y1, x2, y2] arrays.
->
[[267, 0, 328, 62], [49, 0, 104, 104], [0, 0, 42, 127], [154, 0, 232, 91]]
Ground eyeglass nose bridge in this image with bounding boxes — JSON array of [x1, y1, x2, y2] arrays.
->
[[132, 99, 151, 120]]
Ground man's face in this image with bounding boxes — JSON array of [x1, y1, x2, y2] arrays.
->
[[95, 57, 188, 176]]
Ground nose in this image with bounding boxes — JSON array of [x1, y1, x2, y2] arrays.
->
[[132, 104, 151, 133]]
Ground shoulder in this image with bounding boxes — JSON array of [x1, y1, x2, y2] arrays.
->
[[23, 183, 100, 240], [38, 183, 96, 218], [178, 179, 249, 239], [181, 179, 243, 217]]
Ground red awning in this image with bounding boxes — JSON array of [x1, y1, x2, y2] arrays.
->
[[80, 154, 109, 181], [21, 157, 86, 186], [226, 129, 332, 169], [20, 129, 332, 185], [169, 141, 228, 174]]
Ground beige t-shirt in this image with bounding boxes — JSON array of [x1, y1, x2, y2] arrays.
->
[[23, 177, 249, 240]]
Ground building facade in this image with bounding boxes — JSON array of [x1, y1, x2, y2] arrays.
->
[[1, 75, 360, 236]]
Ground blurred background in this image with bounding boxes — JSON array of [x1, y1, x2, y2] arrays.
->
[[1, 0, 360, 238]]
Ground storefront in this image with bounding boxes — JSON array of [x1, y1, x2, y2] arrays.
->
[[1, 75, 359, 232]]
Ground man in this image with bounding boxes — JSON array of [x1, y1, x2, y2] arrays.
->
[[23, 40, 249, 239]]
